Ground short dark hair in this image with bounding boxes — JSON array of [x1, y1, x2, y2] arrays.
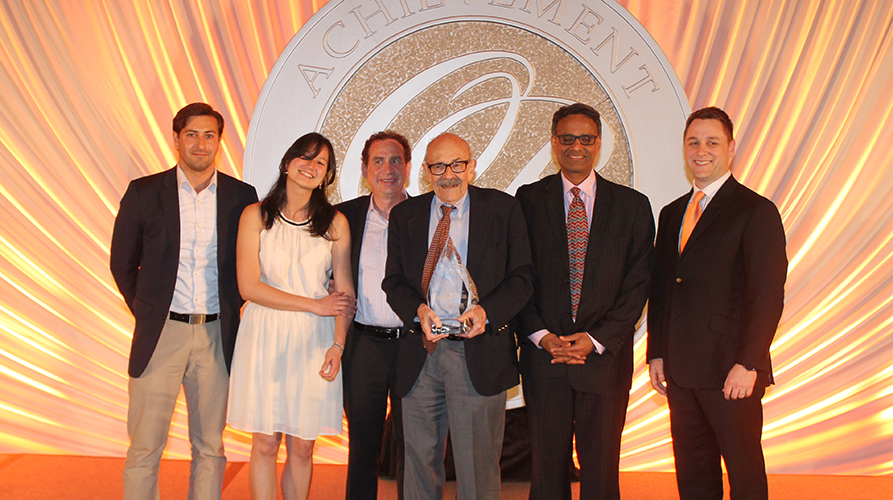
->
[[172, 102, 224, 135], [361, 131, 412, 166], [551, 102, 602, 137], [684, 106, 734, 142]]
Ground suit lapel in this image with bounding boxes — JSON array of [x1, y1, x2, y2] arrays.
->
[[584, 173, 612, 269], [408, 193, 434, 281], [466, 186, 488, 274], [683, 177, 739, 255], [161, 167, 180, 255], [350, 196, 372, 287], [667, 189, 690, 257], [543, 175, 571, 272]]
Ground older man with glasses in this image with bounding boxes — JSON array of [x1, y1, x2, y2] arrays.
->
[[382, 133, 534, 500]]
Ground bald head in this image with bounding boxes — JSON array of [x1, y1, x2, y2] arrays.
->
[[423, 133, 476, 204]]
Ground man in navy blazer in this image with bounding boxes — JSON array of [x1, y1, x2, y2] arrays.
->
[[110, 103, 257, 500], [516, 103, 655, 499], [336, 131, 412, 500], [648, 106, 787, 500], [382, 133, 534, 499]]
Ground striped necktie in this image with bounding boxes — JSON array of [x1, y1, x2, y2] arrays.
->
[[567, 187, 588, 320]]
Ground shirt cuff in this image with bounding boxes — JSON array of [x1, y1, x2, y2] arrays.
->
[[528, 330, 605, 354], [528, 329, 549, 348], [588, 333, 606, 355]]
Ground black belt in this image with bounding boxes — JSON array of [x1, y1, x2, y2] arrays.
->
[[353, 321, 401, 340], [169, 311, 218, 325]]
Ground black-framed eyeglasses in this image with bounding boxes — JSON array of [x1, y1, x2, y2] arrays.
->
[[555, 134, 599, 146], [426, 160, 470, 176]]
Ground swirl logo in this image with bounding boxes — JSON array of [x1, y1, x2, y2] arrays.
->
[[245, 0, 689, 214], [330, 44, 618, 200]]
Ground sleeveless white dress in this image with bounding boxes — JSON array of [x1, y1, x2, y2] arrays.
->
[[227, 215, 342, 438]]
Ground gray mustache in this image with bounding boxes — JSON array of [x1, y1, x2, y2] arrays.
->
[[436, 177, 461, 188]]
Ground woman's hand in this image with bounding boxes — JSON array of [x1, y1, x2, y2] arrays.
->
[[319, 345, 343, 381], [315, 291, 356, 317]]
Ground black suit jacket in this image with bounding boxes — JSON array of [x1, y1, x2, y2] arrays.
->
[[110, 167, 258, 377], [382, 186, 535, 398], [516, 172, 655, 394], [647, 176, 787, 389], [335, 195, 373, 291]]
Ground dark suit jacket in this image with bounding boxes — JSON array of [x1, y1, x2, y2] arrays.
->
[[110, 167, 258, 377], [647, 176, 787, 390], [516, 172, 655, 394], [335, 195, 373, 291], [382, 186, 535, 398]]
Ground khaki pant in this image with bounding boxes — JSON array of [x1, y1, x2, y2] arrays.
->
[[123, 318, 228, 500]]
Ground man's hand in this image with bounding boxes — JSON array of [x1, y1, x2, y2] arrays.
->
[[723, 363, 757, 400], [540, 333, 579, 364], [457, 304, 487, 338], [417, 303, 448, 343], [549, 332, 594, 364], [649, 358, 667, 396]]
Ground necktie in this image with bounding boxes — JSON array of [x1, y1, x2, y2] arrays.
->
[[422, 205, 453, 297], [679, 191, 706, 254], [420, 204, 453, 354], [567, 187, 588, 320]]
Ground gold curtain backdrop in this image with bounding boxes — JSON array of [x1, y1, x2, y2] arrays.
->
[[1, 0, 891, 474]]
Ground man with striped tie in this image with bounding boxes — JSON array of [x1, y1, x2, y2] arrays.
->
[[516, 103, 655, 500]]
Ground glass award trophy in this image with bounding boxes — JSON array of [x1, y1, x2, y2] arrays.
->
[[427, 241, 479, 336]]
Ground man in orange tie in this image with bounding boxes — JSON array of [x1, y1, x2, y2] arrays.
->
[[647, 106, 788, 500]]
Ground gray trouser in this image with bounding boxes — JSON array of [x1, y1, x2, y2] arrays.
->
[[401, 340, 506, 500]]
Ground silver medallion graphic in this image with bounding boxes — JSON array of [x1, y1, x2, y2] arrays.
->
[[244, 0, 691, 213]]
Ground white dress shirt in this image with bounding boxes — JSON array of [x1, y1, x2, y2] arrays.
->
[[170, 166, 218, 314], [354, 197, 403, 328]]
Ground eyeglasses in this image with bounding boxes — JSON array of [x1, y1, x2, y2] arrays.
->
[[555, 134, 599, 146], [426, 160, 470, 176]]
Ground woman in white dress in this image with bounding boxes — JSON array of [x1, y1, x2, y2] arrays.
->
[[228, 133, 356, 500]]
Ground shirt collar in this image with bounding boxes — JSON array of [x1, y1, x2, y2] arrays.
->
[[560, 169, 597, 198], [693, 170, 731, 200], [177, 165, 218, 195], [367, 191, 408, 218], [433, 189, 470, 218]]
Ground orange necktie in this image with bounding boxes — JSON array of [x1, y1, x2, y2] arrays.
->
[[679, 191, 705, 254]]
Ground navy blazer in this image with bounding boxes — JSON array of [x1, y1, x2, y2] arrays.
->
[[516, 172, 655, 394], [110, 167, 258, 377], [382, 185, 535, 397], [647, 176, 787, 389]]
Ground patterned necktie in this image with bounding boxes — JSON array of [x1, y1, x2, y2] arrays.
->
[[422, 204, 453, 297], [420, 204, 453, 354], [679, 191, 706, 254], [567, 187, 588, 321]]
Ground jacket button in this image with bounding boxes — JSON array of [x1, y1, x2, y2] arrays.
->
[[676, 278, 682, 283]]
